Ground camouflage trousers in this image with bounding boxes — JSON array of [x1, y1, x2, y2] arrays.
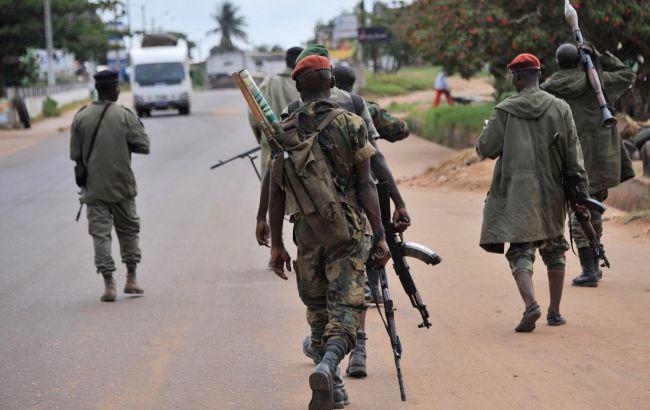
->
[[87, 198, 141, 274], [293, 210, 367, 352], [506, 236, 570, 275], [570, 189, 607, 249]]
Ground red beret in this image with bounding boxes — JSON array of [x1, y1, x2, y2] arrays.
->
[[292, 55, 332, 80], [507, 53, 541, 71]]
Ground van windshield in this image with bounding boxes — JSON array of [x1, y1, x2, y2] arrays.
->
[[134, 62, 184, 86]]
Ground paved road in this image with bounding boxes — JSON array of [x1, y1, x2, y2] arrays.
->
[[1, 90, 649, 409]]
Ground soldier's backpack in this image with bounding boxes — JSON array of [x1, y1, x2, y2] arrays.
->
[[271, 108, 352, 250]]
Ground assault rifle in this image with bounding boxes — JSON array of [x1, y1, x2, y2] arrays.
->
[[366, 181, 442, 401], [210, 146, 262, 180], [564, 0, 616, 128], [549, 133, 610, 268]]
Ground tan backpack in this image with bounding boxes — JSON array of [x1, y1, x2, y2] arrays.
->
[[271, 108, 352, 250]]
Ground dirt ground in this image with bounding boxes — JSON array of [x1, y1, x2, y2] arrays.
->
[[364, 135, 650, 409]]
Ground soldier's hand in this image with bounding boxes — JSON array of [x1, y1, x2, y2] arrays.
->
[[255, 219, 270, 247], [575, 203, 591, 220], [373, 239, 391, 267], [392, 208, 411, 232], [579, 42, 600, 61], [270, 246, 291, 280]]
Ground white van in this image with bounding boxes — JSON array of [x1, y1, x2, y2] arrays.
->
[[130, 39, 191, 117]]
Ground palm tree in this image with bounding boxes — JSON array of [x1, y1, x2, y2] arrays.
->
[[209, 1, 248, 52]]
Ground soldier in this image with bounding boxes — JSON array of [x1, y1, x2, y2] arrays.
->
[[477, 54, 588, 332], [541, 43, 636, 287], [268, 53, 389, 410], [332, 65, 410, 143], [256, 46, 410, 378], [70, 70, 150, 302], [252, 47, 302, 256]]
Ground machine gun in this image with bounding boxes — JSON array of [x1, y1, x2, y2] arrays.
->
[[210, 146, 262, 180], [564, 0, 616, 128], [210, 69, 284, 179], [366, 181, 442, 401], [549, 133, 610, 268]]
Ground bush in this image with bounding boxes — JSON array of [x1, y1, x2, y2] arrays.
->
[[410, 103, 495, 149], [42, 97, 60, 117], [362, 66, 439, 96]]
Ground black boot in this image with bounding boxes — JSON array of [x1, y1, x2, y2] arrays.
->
[[345, 331, 367, 378], [333, 367, 349, 409], [309, 340, 346, 410], [303, 335, 323, 364], [572, 247, 598, 287]]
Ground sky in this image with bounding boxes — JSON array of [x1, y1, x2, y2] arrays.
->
[[125, 0, 361, 60]]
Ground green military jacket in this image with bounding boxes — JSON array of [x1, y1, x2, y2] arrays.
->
[[248, 68, 299, 140], [274, 100, 375, 217], [367, 101, 409, 142], [541, 52, 636, 193], [70, 101, 150, 205], [476, 87, 588, 253]]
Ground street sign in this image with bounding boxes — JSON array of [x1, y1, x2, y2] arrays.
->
[[358, 27, 391, 44]]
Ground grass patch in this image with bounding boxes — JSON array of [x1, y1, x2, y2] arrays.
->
[[362, 66, 439, 97], [42, 97, 59, 117], [623, 209, 650, 224], [386, 101, 420, 113], [409, 103, 495, 148]]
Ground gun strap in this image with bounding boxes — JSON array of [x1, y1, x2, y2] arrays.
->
[[82, 103, 111, 166]]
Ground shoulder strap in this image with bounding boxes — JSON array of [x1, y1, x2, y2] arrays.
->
[[83, 103, 111, 166], [351, 94, 364, 116], [316, 109, 346, 132], [287, 100, 300, 115]]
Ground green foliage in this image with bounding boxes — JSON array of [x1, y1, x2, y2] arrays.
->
[[363, 66, 439, 96], [411, 103, 495, 148], [42, 97, 60, 117], [18, 51, 40, 86], [190, 64, 206, 89], [209, 1, 248, 52], [393, 0, 650, 115], [386, 101, 419, 113]]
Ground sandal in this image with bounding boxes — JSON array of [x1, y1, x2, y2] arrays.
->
[[515, 302, 541, 333], [547, 311, 566, 326]]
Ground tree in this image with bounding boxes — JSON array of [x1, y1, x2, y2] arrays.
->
[[393, 0, 650, 117], [209, 1, 247, 52], [0, 0, 114, 88]]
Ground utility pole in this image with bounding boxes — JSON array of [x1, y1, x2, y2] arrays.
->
[[141, 4, 146, 34], [43, 0, 56, 86]]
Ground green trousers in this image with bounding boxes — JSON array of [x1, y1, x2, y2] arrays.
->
[[87, 198, 141, 274], [570, 189, 607, 249]]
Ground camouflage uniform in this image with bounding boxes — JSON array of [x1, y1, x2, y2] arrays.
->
[[285, 100, 375, 351], [70, 101, 150, 274], [367, 101, 409, 142], [506, 236, 571, 275]]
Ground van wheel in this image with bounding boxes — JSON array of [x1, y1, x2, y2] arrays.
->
[[136, 109, 144, 118], [178, 105, 190, 115]]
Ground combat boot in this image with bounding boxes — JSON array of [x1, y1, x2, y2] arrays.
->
[[572, 248, 598, 287], [124, 264, 144, 294], [303, 335, 323, 364], [309, 339, 346, 410], [101, 273, 116, 302], [346, 331, 367, 378], [333, 368, 349, 409]]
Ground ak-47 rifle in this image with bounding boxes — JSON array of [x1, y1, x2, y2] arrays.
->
[[549, 133, 610, 268], [210, 146, 262, 180], [366, 181, 442, 401], [210, 70, 283, 177], [564, 0, 616, 129]]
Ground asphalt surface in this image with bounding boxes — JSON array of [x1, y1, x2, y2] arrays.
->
[[1, 89, 649, 409]]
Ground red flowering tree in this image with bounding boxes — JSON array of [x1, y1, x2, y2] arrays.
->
[[392, 0, 650, 117]]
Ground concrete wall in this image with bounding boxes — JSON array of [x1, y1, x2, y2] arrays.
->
[[6, 82, 92, 119]]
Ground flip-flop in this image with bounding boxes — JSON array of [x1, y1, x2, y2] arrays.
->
[[515, 302, 541, 333], [547, 311, 566, 326]]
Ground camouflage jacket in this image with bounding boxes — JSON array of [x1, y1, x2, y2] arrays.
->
[[70, 101, 150, 205], [274, 100, 375, 217], [367, 101, 409, 142]]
